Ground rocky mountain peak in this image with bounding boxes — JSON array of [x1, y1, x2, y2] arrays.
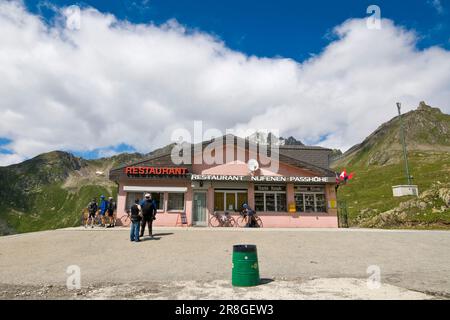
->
[[417, 101, 442, 114], [247, 132, 304, 146], [333, 101, 450, 167]]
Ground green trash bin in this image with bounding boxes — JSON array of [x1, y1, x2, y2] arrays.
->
[[232, 244, 260, 287]]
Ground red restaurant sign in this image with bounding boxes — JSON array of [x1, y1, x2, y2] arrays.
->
[[125, 166, 189, 176]]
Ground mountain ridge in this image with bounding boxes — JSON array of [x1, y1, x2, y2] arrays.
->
[[334, 101, 450, 167]]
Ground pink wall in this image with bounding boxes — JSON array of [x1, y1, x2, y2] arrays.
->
[[117, 178, 193, 227], [220, 213, 338, 228]]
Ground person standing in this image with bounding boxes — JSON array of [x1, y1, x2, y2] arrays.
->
[[242, 203, 256, 228], [86, 198, 98, 228], [140, 193, 156, 238], [130, 198, 142, 242], [107, 196, 116, 227], [99, 195, 108, 227]]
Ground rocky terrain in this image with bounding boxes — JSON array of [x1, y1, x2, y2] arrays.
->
[[356, 182, 450, 228]]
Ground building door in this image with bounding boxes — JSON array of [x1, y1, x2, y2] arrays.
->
[[193, 192, 207, 226]]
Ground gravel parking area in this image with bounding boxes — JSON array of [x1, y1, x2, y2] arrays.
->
[[0, 227, 449, 299]]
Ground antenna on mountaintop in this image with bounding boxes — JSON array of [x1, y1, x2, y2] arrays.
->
[[396, 102, 412, 185], [392, 102, 418, 197]]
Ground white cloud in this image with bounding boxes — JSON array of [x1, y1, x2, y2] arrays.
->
[[0, 153, 25, 166], [428, 0, 445, 14], [0, 1, 449, 166]]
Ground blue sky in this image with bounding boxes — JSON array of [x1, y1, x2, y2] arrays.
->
[[0, 0, 449, 165], [0, 137, 13, 155], [25, 0, 450, 60]]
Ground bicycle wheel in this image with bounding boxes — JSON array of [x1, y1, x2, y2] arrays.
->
[[120, 215, 131, 227], [255, 217, 263, 228], [209, 216, 221, 227], [227, 217, 236, 227], [80, 213, 86, 226], [236, 216, 247, 227]]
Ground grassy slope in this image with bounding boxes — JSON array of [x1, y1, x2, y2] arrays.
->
[[3, 185, 116, 234], [0, 144, 180, 235], [0, 151, 145, 235], [333, 151, 450, 228]]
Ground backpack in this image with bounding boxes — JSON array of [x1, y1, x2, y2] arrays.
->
[[130, 204, 141, 222], [141, 200, 154, 217], [108, 201, 116, 211], [88, 202, 97, 214]]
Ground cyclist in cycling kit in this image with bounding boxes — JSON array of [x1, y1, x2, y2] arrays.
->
[[242, 203, 256, 227], [99, 195, 108, 227], [107, 197, 116, 227], [86, 198, 98, 228]]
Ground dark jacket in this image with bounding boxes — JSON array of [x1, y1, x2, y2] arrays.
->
[[130, 204, 141, 222], [140, 199, 156, 218], [88, 201, 98, 214], [107, 201, 116, 212]]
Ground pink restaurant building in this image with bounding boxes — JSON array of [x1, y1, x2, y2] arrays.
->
[[109, 135, 339, 228]]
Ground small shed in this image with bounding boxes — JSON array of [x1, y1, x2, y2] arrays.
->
[[392, 185, 419, 197]]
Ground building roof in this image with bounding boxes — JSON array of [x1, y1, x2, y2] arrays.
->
[[109, 134, 335, 179]]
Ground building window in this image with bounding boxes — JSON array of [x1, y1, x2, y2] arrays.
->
[[254, 193, 265, 212], [214, 192, 225, 211], [168, 193, 185, 211], [214, 190, 247, 211], [254, 185, 287, 212], [151, 192, 164, 210], [125, 192, 164, 211], [294, 186, 327, 213], [125, 192, 142, 211]]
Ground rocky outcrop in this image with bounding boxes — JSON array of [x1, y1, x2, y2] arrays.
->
[[357, 182, 450, 228]]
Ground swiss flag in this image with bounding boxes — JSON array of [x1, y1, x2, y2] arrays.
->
[[339, 169, 354, 182]]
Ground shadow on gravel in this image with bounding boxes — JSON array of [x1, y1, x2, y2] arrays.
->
[[153, 233, 174, 237], [140, 237, 161, 241], [260, 278, 275, 285]]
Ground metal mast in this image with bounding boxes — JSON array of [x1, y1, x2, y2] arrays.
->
[[396, 102, 412, 185]]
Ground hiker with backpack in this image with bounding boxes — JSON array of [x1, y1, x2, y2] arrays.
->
[[107, 196, 116, 227], [130, 198, 143, 242], [140, 193, 156, 238], [86, 198, 98, 228]]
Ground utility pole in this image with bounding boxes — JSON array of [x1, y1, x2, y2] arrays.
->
[[396, 102, 412, 185]]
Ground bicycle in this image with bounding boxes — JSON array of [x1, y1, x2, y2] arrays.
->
[[81, 208, 98, 228], [80, 208, 89, 226], [119, 211, 131, 227], [236, 212, 263, 228], [106, 210, 117, 227], [209, 211, 236, 227]]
